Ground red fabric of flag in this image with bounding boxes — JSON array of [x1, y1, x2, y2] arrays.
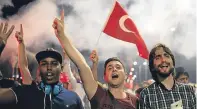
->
[[103, 1, 149, 59]]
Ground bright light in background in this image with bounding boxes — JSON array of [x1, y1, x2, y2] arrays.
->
[[143, 61, 147, 66], [133, 61, 137, 65], [16, 74, 19, 78], [132, 75, 137, 80], [131, 68, 135, 72], [129, 71, 133, 75]]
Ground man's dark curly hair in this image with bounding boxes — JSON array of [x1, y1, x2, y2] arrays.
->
[[149, 43, 175, 81]]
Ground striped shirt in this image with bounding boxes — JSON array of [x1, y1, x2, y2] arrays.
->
[[138, 82, 196, 109]]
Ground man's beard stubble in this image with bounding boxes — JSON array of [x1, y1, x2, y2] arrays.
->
[[155, 67, 175, 78]]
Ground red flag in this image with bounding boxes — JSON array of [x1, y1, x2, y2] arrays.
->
[[103, 1, 149, 59]]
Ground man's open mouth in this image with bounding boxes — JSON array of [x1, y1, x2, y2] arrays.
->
[[46, 73, 54, 80], [112, 73, 119, 79], [160, 65, 168, 68]]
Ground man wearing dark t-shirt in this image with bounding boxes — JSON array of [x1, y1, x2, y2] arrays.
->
[[0, 71, 19, 109], [89, 58, 138, 109], [52, 10, 138, 109], [13, 81, 83, 109], [12, 23, 83, 109], [0, 23, 83, 109], [0, 77, 19, 109], [0, 22, 18, 109], [91, 85, 137, 109]]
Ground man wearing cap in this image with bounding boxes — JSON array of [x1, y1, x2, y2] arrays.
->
[[0, 24, 83, 109]]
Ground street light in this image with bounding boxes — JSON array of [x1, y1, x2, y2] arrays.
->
[[131, 68, 135, 72], [133, 61, 137, 65], [143, 61, 147, 66]]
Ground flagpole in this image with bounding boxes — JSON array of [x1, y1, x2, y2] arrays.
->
[[94, 0, 117, 47], [95, 31, 103, 46]]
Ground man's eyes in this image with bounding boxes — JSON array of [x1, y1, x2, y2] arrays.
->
[[40, 62, 58, 66]]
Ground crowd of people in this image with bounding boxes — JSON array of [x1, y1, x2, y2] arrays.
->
[[0, 10, 196, 109]]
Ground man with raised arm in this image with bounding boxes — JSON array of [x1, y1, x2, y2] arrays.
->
[[0, 23, 83, 109], [53, 9, 138, 109], [0, 22, 17, 109]]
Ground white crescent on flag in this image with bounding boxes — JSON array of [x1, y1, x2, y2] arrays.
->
[[119, 15, 133, 33]]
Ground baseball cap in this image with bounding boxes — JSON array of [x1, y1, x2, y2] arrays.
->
[[36, 48, 62, 64]]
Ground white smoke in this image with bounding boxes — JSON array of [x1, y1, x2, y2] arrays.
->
[[128, 0, 196, 59], [0, 0, 196, 61], [57, 0, 196, 60], [0, 0, 58, 59]]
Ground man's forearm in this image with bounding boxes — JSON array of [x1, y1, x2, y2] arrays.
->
[[91, 62, 98, 81], [57, 34, 94, 85], [18, 43, 28, 67], [58, 34, 87, 70], [18, 43, 32, 84]]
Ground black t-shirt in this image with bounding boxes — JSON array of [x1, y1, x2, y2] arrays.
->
[[12, 81, 84, 109], [0, 79, 19, 88], [0, 79, 19, 109]]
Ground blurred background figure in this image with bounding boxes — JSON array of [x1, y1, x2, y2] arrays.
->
[[60, 72, 72, 90], [175, 67, 189, 84]]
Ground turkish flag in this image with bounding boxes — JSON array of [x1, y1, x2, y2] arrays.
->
[[103, 1, 149, 59]]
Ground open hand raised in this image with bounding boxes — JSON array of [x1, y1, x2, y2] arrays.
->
[[0, 22, 15, 44]]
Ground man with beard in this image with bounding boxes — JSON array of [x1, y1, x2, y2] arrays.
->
[[0, 24, 83, 109], [52, 9, 138, 109], [138, 43, 196, 109]]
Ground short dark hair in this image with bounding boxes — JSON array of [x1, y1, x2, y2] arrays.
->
[[175, 71, 189, 80], [104, 57, 125, 74], [149, 43, 175, 81]]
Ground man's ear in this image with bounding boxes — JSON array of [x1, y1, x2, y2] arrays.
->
[[61, 65, 64, 70], [125, 72, 128, 81], [103, 72, 108, 82]]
